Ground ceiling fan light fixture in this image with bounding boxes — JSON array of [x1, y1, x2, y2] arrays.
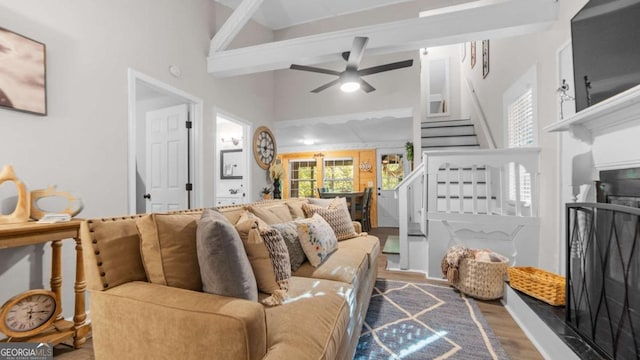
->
[[340, 81, 360, 93]]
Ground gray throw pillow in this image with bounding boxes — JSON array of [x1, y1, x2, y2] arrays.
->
[[196, 208, 258, 301], [271, 221, 307, 271]]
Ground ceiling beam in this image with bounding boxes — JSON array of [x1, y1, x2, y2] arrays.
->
[[207, 0, 558, 77], [209, 0, 264, 55]]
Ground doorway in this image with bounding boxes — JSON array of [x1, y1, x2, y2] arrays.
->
[[376, 148, 406, 227], [127, 69, 204, 214], [215, 110, 251, 205]]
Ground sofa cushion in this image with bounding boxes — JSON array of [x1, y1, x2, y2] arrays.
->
[[271, 221, 306, 272], [302, 205, 357, 241], [285, 198, 309, 219], [337, 235, 381, 269], [83, 216, 148, 291], [261, 276, 354, 360], [136, 213, 202, 291], [293, 248, 368, 288], [235, 218, 291, 306], [295, 214, 337, 267], [196, 209, 258, 301], [308, 198, 333, 207], [247, 204, 292, 224]]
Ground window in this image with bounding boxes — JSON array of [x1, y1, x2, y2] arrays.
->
[[323, 159, 354, 192], [289, 160, 317, 198], [381, 154, 404, 190], [504, 66, 536, 205]]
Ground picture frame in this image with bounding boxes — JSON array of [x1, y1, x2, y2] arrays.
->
[[482, 40, 490, 79], [220, 149, 243, 180], [470, 41, 477, 69], [0, 27, 47, 115]]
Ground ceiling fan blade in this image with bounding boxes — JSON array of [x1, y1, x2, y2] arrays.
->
[[311, 78, 341, 93], [290, 64, 341, 76], [358, 59, 414, 77], [346, 36, 369, 72], [360, 79, 376, 93]]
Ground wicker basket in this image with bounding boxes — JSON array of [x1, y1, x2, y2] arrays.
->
[[508, 267, 566, 306], [454, 257, 509, 300]]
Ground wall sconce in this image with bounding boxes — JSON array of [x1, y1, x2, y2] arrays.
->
[[221, 137, 242, 145]]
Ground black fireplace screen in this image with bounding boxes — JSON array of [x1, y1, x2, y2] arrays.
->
[[567, 203, 640, 360]]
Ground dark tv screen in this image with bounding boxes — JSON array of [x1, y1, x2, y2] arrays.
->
[[571, 0, 640, 112]]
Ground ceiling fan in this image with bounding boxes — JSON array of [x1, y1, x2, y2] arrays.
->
[[289, 36, 414, 94]]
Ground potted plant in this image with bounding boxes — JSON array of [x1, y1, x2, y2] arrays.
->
[[405, 141, 414, 170], [261, 186, 271, 200]]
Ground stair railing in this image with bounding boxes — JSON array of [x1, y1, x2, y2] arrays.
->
[[425, 147, 541, 218], [394, 161, 426, 269], [464, 77, 497, 149]]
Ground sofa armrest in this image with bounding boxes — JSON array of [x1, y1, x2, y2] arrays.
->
[[90, 282, 266, 360], [352, 221, 362, 233]]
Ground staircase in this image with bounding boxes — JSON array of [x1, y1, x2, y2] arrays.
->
[[421, 119, 480, 151]]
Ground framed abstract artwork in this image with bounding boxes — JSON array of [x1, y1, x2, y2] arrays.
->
[[470, 41, 476, 69], [0, 27, 47, 115], [482, 40, 490, 79]]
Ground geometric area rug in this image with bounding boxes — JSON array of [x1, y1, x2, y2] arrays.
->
[[355, 279, 510, 359]]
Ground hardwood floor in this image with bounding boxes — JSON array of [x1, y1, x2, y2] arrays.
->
[[53, 227, 542, 360]]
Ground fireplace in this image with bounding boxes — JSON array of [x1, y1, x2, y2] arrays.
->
[[566, 168, 640, 360]]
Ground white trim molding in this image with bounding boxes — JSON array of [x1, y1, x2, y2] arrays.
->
[[274, 107, 413, 129]]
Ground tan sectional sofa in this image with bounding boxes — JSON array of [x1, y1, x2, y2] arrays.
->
[[81, 198, 380, 360]]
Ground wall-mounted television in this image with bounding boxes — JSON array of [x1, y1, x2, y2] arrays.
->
[[571, 0, 640, 112]]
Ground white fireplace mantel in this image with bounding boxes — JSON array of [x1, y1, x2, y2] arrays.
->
[[544, 84, 640, 144]]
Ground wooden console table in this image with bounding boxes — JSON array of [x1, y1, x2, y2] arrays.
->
[[0, 220, 90, 347]]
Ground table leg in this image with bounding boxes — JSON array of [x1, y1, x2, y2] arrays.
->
[[73, 236, 89, 348], [50, 240, 63, 320]]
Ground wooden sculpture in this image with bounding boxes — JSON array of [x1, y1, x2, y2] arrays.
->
[[0, 165, 30, 224], [30, 185, 84, 220]]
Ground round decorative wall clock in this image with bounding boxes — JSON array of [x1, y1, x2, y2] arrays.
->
[[253, 126, 277, 169]]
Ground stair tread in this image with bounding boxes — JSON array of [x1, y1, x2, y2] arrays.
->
[[421, 118, 471, 125], [437, 181, 487, 184], [382, 235, 400, 255], [422, 144, 480, 148], [421, 134, 478, 139], [421, 124, 474, 129], [437, 195, 497, 199]]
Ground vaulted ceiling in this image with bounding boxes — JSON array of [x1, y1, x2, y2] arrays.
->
[[209, 0, 559, 150], [208, 0, 559, 77]]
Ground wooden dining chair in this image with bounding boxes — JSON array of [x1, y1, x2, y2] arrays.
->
[[355, 187, 373, 231], [317, 187, 328, 198]]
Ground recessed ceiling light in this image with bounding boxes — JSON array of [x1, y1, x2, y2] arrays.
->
[[303, 139, 315, 145]]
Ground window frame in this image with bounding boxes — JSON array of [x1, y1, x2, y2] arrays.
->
[[289, 159, 318, 198], [322, 157, 355, 192]]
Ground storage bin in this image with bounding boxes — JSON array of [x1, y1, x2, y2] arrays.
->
[[454, 256, 509, 300], [508, 267, 565, 306]]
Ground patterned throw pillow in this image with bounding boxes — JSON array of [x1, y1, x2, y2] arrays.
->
[[235, 217, 291, 306], [295, 213, 338, 267], [271, 222, 307, 271], [302, 200, 358, 241]]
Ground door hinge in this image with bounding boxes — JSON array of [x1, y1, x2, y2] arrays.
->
[[185, 120, 192, 129], [186, 183, 193, 191]]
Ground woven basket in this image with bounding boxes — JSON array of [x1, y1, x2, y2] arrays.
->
[[508, 267, 565, 306], [454, 257, 509, 300]]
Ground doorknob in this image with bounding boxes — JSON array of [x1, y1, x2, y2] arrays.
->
[[143, 193, 151, 199]]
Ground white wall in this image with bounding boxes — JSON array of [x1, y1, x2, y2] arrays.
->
[[0, 0, 275, 320], [458, 0, 588, 272]]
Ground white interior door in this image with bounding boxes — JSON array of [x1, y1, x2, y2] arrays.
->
[[377, 149, 405, 227], [145, 104, 189, 213]]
